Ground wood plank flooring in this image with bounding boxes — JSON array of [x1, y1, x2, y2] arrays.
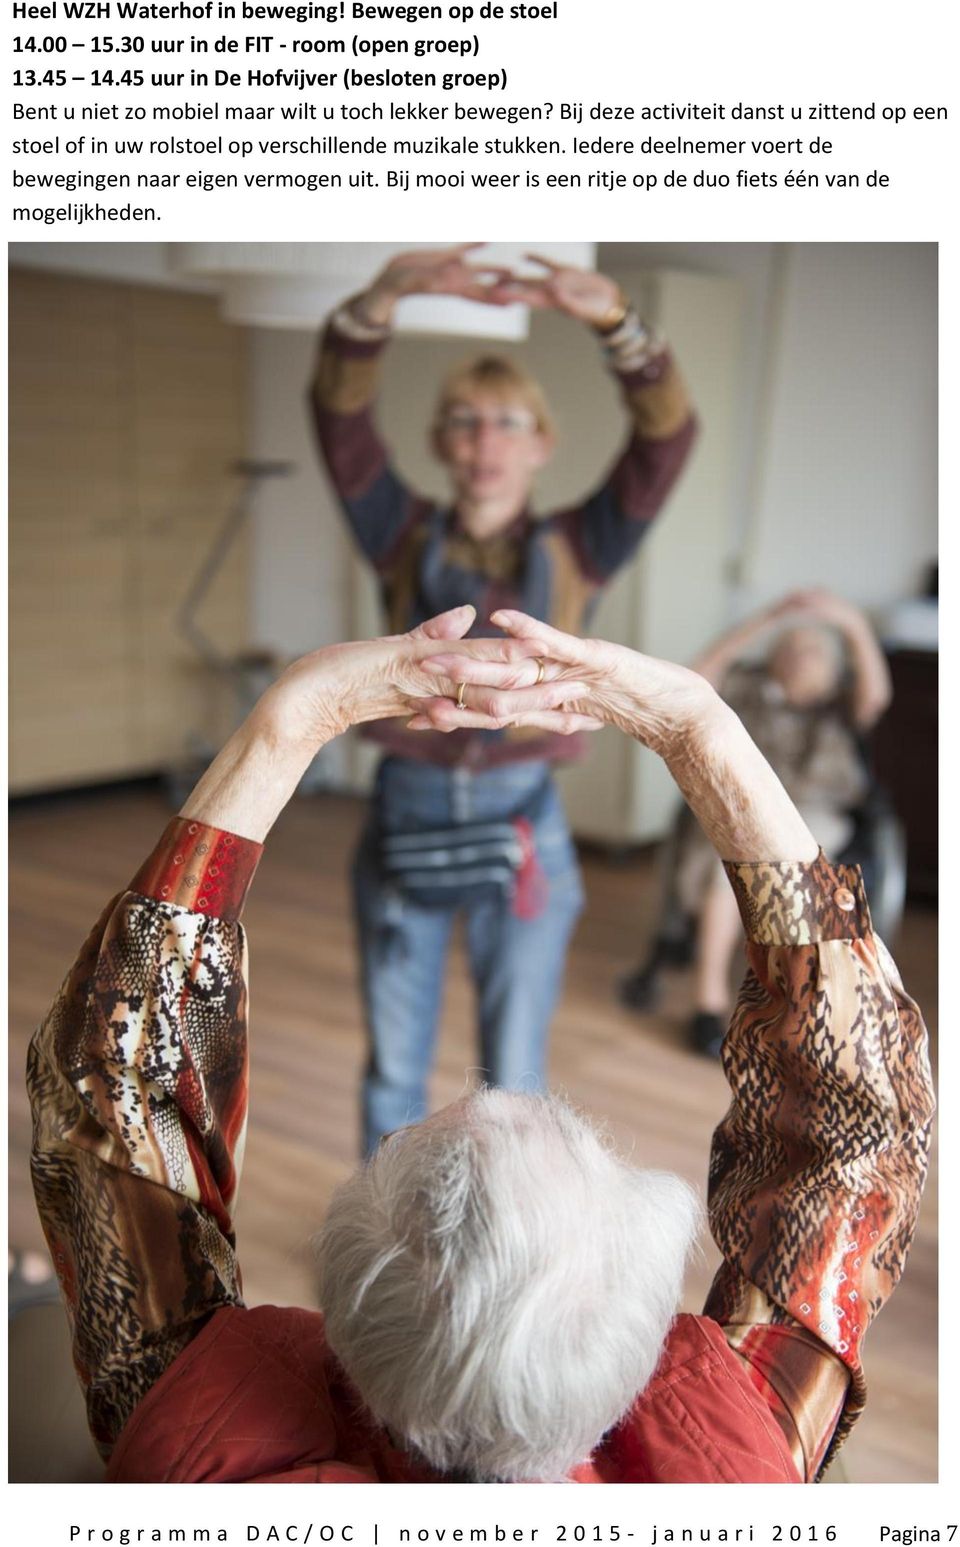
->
[[8, 783, 938, 1483]]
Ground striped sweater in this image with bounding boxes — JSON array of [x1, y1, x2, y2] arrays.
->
[[309, 304, 697, 769]]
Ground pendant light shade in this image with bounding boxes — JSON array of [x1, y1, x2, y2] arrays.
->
[[169, 243, 597, 337]]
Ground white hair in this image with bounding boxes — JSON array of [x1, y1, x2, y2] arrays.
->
[[771, 622, 847, 678], [316, 1089, 701, 1481]]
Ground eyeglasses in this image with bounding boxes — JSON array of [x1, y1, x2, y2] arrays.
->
[[441, 407, 538, 437]]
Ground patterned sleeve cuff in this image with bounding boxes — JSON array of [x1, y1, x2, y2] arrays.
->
[[723, 850, 872, 946], [128, 818, 263, 921]]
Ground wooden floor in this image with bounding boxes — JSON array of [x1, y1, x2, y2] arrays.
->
[[8, 783, 938, 1484]]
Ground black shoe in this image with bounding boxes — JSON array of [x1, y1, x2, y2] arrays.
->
[[658, 931, 696, 968], [619, 962, 663, 1011], [689, 1010, 726, 1059]]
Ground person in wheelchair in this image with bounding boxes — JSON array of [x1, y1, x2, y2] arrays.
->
[[620, 589, 897, 1057]]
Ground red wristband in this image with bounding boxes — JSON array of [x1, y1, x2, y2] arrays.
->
[[129, 817, 263, 921]]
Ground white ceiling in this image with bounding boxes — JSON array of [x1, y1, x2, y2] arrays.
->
[[10, 240, 764, 289]]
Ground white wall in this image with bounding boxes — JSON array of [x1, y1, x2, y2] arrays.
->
[[602, 241, 937, 616], [602, 241, 781, 577], [746, 243, 937, 608]]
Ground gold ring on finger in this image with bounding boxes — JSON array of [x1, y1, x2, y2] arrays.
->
[[534, 657, 546, 686], [456, 681, 468, 710]]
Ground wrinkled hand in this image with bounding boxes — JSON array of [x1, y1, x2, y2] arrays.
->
[[485, 254, 626, 327], [260, 606, 595, 749], [183, 609, 595, 842], [408, 610, 712, 756]]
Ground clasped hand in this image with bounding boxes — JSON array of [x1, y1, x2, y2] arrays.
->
[[265, 604, 711, 761], [355, 243, 626, 331]]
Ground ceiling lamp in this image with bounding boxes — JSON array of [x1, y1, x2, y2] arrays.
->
[[169, 243, 596, 338]]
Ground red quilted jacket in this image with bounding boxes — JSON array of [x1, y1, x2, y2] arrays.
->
[[105, 1304, 800, 1484]]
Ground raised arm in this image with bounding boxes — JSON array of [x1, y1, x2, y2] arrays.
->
[[689, 599, 788, 689], [27, 823, 261, 1456], [26, 673, 335, 1454], [778, 587, 894, 730], [693, 589, 894, 729], [408, 611, 933, 1482], [29, 606, 600, 1456], [496, 256, 698, 585], [308, 245, 515, 574]]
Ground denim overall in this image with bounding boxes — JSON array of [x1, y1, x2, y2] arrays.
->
[[353, 756, 585, 1153]]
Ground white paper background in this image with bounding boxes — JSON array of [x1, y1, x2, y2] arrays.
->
[[2, 0, 954, 1537]]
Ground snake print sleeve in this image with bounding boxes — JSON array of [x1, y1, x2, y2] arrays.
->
[[704, 851, 934, 1480], [27, 818, 263, 1458]]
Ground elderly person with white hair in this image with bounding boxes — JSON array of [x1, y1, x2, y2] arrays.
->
[[28, 605, 931, 1485], [622, 588, 895, 1057]]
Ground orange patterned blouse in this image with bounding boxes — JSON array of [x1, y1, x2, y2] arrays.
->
[[28, 819, 933, 1480]]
